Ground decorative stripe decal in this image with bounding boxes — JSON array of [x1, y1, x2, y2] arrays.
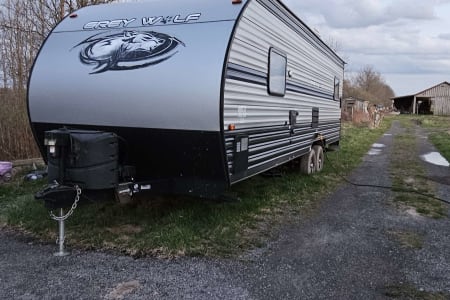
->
[[226, 63, 333, 99], [286, 82, 333, 99], [226, 63, 267, 86]]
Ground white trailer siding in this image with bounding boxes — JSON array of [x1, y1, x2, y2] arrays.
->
[[224, 0, 342, 130], [223, 0, 344, 181]]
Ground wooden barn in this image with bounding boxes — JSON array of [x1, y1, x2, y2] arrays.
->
[[392, 81, 450, 115]]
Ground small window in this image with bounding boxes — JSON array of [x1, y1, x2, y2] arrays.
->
[[334, 77, 340, 101], [268, 48, 287, 97]]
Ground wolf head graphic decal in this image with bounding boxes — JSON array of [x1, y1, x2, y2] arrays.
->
[[75, 30, 185, 74]]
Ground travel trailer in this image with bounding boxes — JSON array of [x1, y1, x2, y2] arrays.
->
[[28, 0, 344, 206]]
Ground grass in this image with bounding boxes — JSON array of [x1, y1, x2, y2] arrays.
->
[[429, 132, 450, 162], [416, 115, 450, 161], [384, 284, 450, 300], [2, 119, 392, 257], [388, 230, 424, 249], [389, 116, 448, 219], [0, 174, 47, 226]]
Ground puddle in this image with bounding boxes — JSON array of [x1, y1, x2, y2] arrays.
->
[[421, 152, 450, 167], [383, 134, 392, 136], [372, 143, 386, 148], [368, 143, 386, 155], [368, 149, 382, 156]]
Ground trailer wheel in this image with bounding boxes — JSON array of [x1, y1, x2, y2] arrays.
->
[[313, 145, 324, 172], [300, 149, 316, 174]]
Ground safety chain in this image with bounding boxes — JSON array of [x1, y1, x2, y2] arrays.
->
[[49, 185, 82, 221]]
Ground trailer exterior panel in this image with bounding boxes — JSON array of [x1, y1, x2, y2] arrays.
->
[[28, 0, 344, 201], [223, 0, 344, 183], [29, 1, 244, 131]]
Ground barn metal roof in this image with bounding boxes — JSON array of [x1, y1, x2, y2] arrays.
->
[[391, 81, 450, 100]]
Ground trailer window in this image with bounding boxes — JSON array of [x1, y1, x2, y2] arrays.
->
[[334, 77, 340, 101], [268, 48, 287, 97]]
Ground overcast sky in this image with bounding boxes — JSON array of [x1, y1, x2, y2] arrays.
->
[[284, 0, 450, 96]]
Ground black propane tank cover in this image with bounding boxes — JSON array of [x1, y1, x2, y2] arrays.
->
[[46, 129, 119, 190]]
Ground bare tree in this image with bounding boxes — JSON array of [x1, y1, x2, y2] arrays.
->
[[0, 0, 115, 160], [354, 65, 381, 94], [344, 65, 395, 106]]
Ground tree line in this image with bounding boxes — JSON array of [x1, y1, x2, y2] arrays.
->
[[344, 65, 395, 107], [0, 0, 114, 161]]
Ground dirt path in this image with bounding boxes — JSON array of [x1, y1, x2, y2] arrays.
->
[[0, 121, 449, 299], [228, 120, 450, 299]]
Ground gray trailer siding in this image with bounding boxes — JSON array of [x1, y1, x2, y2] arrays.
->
[[28, 1, 244, 132], [223, 0, 344, 182]]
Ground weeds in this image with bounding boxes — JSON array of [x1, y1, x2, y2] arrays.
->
[[388, 230, 424, 249]]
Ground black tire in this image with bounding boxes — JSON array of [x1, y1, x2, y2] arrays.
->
[[313, 145, 324, 172], [300, 149, 316, 174]]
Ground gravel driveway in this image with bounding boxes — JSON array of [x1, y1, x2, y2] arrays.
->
[[1, 121, 449, 299]]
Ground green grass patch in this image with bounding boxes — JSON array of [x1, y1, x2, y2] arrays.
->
[[384, 284, 449, 299], [0, 175, 47, 225], [417, 115, 450, 161], [418, 115, 450, 129], [390, 116, 447, 219], [0, 120, 392, 257], [395, 115, 418, 129], [388, 230, 424, 249], [429, 132, 450, 162]]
